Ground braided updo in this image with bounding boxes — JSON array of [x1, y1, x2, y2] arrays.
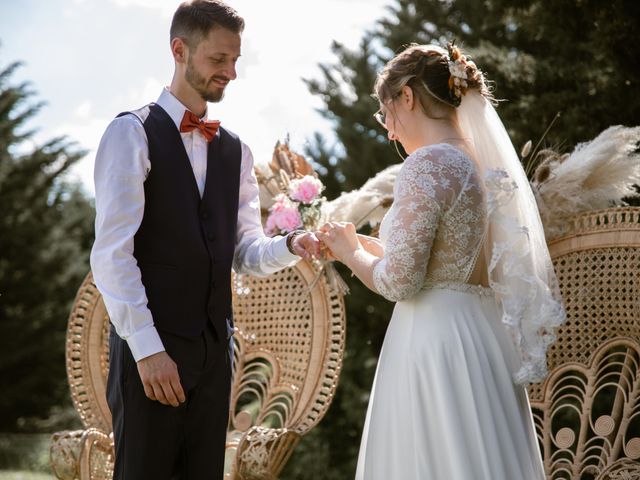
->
[[374, 43, 493, 116]]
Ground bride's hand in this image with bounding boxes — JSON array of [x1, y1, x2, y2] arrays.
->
[[315, 237, 337, 261], [316, 222, 360, 263]]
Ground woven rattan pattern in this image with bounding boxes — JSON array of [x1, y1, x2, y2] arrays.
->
[[51, 259, 346, 479], [530, 338, 640, 479], [232, 271, 312, 387], [65, 279, 111, 433], [530, 207, 640, 400], [528, 207, 640, 480], [231, 264, 345, 432]]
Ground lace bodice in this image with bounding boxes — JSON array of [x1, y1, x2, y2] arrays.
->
[[373, 144, 487, 302]]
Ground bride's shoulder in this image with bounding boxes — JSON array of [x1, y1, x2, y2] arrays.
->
[[401, 143, 473, 179]]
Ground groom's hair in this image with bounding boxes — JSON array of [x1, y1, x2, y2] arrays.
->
[[170, 0, 245, 48]]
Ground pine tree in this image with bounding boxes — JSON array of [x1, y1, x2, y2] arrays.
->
[[0, 60, 95, 430], [283, 1, 640, 477]]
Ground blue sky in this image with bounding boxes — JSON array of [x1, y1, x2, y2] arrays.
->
[[0, 0, 391, 195]]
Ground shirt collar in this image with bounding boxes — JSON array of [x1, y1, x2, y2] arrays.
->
[[156, 87, 209, 131]]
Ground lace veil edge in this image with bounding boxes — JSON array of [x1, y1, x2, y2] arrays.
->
[[457, 92, 567, 385]]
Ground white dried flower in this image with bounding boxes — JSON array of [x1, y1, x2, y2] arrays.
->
[[448, 62, 468, 80]]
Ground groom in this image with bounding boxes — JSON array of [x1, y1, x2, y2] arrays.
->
[[90, 1, 320, 478]]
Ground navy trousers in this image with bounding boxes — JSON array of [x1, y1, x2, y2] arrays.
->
[[107, 321, 233, 479]]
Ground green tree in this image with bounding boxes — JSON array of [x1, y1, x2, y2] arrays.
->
[[282, 0, 640, 478], [0, 59, 94, 431]]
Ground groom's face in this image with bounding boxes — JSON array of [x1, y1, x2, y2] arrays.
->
[[184, 27, 241, 103]]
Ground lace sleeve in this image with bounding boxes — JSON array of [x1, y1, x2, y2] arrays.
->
[[373, 146, 471, 302]]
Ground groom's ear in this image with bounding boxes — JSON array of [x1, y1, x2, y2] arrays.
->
[[171, 37, 189, 65]]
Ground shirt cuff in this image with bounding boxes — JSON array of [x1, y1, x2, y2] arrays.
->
[[275, 234, 301, 265], [125, 325, 165, 362]]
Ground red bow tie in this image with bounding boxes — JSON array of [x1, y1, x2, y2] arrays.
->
[[179, 110, 220, 142]]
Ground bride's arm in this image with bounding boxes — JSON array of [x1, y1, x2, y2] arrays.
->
[[341, 247, 381, 293], [357, 234, 384, 258], [322, 149, 469, 302], [317, 224, 381, 293], [341, 233, 414, 294]]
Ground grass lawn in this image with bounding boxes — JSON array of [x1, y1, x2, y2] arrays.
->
[[0, 434, 53, 476], [0, 473, 55, 480]]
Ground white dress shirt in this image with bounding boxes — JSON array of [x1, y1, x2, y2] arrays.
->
[[90, 88, 300, 361]]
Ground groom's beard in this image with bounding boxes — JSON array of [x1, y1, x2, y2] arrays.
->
[[185, 57, 227, 103]]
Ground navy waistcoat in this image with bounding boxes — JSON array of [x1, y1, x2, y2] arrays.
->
[[117, 103, 241, 342]]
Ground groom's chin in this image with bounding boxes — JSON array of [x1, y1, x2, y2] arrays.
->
[[203, 89, 225, 103]]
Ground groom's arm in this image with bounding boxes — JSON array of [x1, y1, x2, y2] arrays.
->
[[90, 116, 165, 362], [90, 117, 184, 407], [232, 143, 302, 276]]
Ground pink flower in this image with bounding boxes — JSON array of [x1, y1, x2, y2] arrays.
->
[[270, 193, 290, 213], [265, 194, 303, 235], [289, 176, 323, 204], [265, 213, 279, 236], [276, 207, 303, 232]]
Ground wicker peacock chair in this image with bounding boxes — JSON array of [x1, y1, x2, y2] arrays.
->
[[529, 206, 640, 480], [49, 258, 346, 479]]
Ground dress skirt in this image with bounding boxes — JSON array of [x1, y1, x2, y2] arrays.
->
[[355, 287, 546, 480]]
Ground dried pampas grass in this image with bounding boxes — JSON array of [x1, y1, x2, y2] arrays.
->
[[531, 125, 640, 240], [322, 163, 401, 229], [255, 140, 319, 216]]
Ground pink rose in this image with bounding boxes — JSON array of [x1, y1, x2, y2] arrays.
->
[[265, 194, 303, 235], [289, 176, 323, 204], [274, 206, 303, 233], [265, 213, 279, 236], [270, 193, 290, 213]]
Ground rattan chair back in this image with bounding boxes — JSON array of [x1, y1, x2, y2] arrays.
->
[[50, 260, 345, 479], [529, 207, 640, 480]]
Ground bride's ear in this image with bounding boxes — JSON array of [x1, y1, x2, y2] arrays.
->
[[400, 85, 415, 111]]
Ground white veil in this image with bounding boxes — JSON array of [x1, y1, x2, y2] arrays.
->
[[456, 91, 567, 385]]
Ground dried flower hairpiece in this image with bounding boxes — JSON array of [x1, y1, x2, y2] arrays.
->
[[446, 42, 475, 107]]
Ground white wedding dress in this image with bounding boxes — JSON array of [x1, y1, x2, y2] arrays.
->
[[355, 143, 546, 480]]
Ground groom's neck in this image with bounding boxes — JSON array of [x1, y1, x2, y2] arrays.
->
[[168, 79, 207, 118]]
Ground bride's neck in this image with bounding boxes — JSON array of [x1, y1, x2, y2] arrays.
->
[[422, 118, 466, 147], [403, 113, 467, 154], [405, 116, 474, 160]]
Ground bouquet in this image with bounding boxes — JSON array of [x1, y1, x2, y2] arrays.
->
[[265, 175, 325, 236], [255, 140, 348, 294]]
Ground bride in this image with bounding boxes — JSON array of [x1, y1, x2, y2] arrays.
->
[[316, 43, 566, 479]]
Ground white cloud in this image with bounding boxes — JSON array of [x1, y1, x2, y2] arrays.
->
[[109, 0, 177, 17], [3, 0, 392, 197], [74, 101, 92, 119], [60, 77, 166, 195], [124, 77, 166, 108], [51, 117, 112, 195]]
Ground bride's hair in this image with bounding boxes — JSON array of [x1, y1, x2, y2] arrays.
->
[[374, 44, 494, 118]]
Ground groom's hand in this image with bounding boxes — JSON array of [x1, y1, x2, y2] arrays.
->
[[137, 351, 186, 407], [292, 231, 322, 259]]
